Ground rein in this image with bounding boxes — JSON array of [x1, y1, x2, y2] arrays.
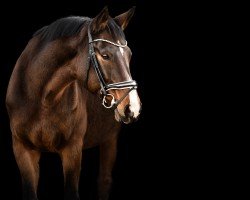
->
[[87, 24, 137, 109]]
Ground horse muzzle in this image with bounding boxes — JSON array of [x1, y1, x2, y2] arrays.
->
[[114, 96, 142, 124]]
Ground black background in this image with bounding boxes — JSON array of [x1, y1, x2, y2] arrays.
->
[[0, 0, 214, 199], [0, 0, 155, 199]]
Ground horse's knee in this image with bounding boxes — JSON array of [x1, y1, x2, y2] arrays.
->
[[99, 175, 112, 186], [98, 175, 113, 200], [98, 176, 112, 200]]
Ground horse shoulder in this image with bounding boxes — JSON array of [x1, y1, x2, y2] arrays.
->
[[6, 37, 42, 109]]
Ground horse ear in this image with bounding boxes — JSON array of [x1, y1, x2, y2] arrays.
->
[[91, 6, 109, 34], [114, 6, 135, 30]]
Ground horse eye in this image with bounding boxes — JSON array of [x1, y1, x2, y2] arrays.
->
[[102, 54, 110, 60]]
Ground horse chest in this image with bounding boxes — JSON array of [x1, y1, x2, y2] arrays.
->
[[22, 112, 78, 152], [15, 93, 86, 152], [83, 94, 121, 148]]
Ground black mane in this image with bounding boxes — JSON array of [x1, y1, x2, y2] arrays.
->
[[33, 16, 126, 43], [33, 16, 90, 42]]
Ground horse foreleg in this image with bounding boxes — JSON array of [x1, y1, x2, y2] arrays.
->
[[60, 141, 83, 200], [98, 135, 118, 200], [13, 137, 41, 200]]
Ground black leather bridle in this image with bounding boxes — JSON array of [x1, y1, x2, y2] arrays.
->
[[87, 25, 137, 109]]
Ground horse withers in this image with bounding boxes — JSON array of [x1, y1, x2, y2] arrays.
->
[[6, 6, 141, 200]]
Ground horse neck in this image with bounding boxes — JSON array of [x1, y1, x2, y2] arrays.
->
[[75, 25, 93, 87]]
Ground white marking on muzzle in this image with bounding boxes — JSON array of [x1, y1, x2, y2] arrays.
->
[[129, 90, 140, 118]]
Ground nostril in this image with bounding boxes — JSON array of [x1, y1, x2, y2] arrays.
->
[[124, 105, 134, 118], [124, 104, 130, 116], [129, 111, 134, 118]]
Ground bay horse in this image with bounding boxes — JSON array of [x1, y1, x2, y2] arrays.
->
[[6, 7, 141, 200]]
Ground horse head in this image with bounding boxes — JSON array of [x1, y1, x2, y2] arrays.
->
[[86, 7, 141, 124]]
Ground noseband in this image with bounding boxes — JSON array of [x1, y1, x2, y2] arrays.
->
[[87, 25, 137, 109]]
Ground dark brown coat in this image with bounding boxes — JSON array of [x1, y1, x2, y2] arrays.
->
[[6, 7, 140, 200]]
